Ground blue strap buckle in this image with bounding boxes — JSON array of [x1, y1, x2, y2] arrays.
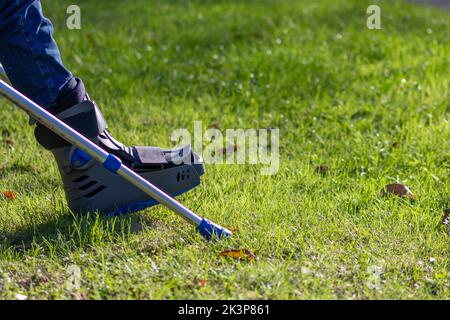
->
[[71, 149, 91, 168]]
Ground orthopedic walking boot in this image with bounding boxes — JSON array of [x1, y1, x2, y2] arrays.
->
[[34, 78, 204, 215]]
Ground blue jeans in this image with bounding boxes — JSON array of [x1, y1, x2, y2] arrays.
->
[[0, 0, 72, 107]]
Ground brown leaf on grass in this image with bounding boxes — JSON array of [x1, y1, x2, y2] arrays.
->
[[216, 145, 238, 156], [2, 191, 15, 201], [220, 249, 257, 262], [442, 208, 450, 227], [381, 183, 416, 200], [198, 279, 208, 288]]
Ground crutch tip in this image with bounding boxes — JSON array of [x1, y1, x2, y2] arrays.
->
[[197, 218, 232, 241]]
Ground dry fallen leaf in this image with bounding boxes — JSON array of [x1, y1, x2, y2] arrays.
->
[[2, 191, 15, 201], [382, 183, 416, 200], [198, 279, 208, 288], [220, 249, 257, 262]]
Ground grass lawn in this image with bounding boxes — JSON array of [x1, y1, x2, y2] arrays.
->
[[0, 0, 449, 299]]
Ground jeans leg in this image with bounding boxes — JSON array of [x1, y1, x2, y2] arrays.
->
[[0, 0, 73, 108]]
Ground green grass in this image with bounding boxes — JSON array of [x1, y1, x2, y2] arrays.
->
[[0, 0, 449, 299]]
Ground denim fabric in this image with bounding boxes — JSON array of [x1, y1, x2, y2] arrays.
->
[[0, 0, 72, 107]]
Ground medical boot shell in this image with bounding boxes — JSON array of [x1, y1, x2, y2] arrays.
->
[[34, 100, 205, 215]]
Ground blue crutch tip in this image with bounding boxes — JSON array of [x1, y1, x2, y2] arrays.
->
[[197, 218, 232, 240]]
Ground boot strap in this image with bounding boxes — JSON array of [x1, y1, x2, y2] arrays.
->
[[133, 146, 168, 165]]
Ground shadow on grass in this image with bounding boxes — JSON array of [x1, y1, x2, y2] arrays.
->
[[1, 210, 158, 254]]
